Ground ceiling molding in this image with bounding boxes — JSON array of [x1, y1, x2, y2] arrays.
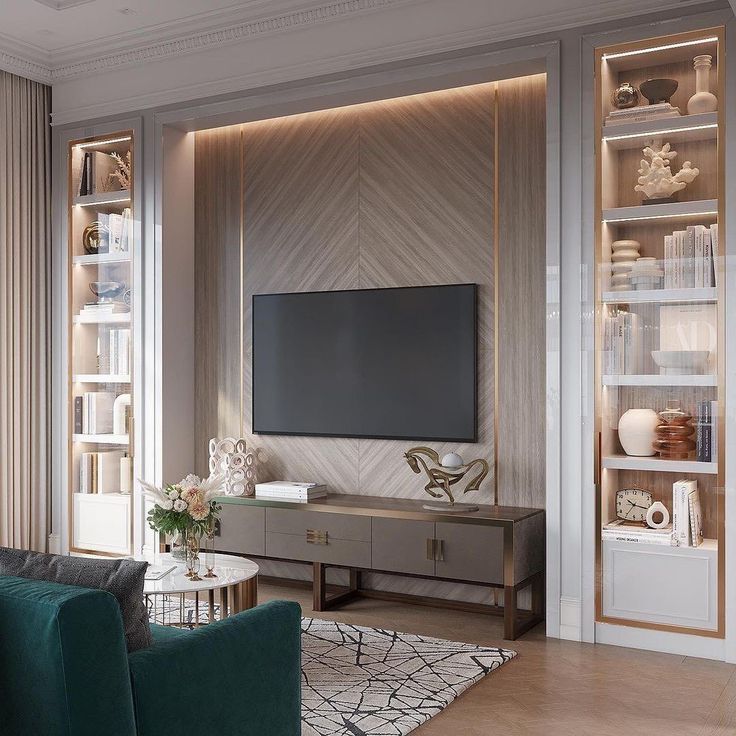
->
[[0, 0, 714, 87]]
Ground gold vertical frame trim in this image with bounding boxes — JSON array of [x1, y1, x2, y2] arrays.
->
[[239, 125, 245, 439], [493, 81, 500, 507], [66, 129, 135, 557], [593, 26, 725, 638]]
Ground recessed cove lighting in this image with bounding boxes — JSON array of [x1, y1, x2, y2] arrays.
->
[[33, 0, 96, 9], [75, 136, 132, 149], [602, 36, 718, 61], [603, 211, 718, 224]]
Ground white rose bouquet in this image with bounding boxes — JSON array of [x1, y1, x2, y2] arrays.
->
[[139, 473, 225, 538]]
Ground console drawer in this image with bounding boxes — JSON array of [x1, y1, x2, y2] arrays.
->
[[266, 508, 371, 542], [266, 531, 371, 567], [216, 505, 265, 556]]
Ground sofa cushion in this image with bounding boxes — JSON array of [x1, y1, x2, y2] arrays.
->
[[0, 547, 152, 652]]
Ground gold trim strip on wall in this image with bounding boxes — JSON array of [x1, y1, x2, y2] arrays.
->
[[493, 81, 500, 508]]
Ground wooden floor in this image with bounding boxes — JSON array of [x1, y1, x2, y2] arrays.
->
[[259, 581, 736, 736]]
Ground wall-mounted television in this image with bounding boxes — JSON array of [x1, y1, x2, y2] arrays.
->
[[252, 283, 477, 441]]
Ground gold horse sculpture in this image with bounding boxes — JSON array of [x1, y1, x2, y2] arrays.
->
[[404, 447, 489, 506]]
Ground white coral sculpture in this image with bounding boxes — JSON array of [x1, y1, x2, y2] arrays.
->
[[634, 142, 699, 200], [109, 150, 132, 190]]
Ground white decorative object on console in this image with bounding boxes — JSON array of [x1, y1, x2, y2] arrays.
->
[[646, 501, 670, 529], [209, 437, 258, 496], [618, 409, 659, 457]]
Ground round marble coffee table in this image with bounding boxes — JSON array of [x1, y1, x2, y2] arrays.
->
[[143, 552, 259, 626]]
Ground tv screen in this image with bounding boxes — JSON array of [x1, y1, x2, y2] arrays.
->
[[252, 284, 477, 441]]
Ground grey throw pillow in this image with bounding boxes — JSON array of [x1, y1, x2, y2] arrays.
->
[[0, 547, 152, 652]]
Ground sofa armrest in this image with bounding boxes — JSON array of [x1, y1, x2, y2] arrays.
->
[[128, 600, 301, 736]]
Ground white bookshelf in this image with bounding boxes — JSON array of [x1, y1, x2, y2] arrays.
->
[[73, 433, 129, 445], [73, 190, 130, 207], [73, 252, 131, 266], [602, 199, 718, 224], [602, 454, 718, 475], [602, 111, 718, 149], [73, 374, 131, 384], [68, 131, 135, 556], [73, 312, 131, 324], [602, 374, 717, 387], [602, 287, 717, 304]]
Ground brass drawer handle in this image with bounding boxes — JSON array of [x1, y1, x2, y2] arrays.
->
[[435, 538, 444, 562], [306, 529, 328, 545]]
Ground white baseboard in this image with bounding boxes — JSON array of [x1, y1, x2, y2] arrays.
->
[[595, 622, 725, 661], [48, 533, 61, 555], [559, 596, 582, 641]]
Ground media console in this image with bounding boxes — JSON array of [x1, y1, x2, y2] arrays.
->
[[214, 494, 545, 639]]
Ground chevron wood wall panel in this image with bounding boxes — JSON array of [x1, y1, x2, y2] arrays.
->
[[194, 77, 545, 513]]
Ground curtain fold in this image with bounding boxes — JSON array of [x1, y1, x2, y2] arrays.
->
[[0, 70, 51, 551]]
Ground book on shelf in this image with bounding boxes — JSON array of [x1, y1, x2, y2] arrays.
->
[[255, 481, 327, 499], [695, 399, 718, 463], [79, 450, 125, 493], [602, 310, 640, 375], [710, 223, 719, 287], [78, 151, 122, 197], [119, 207, 132, 253], [601, 519, 674, 546], [688, 489, 704, 547], [81, 391, 115, 434], [662, 225, 714, 289], [672, 479, 701, 548], [74, 395, 83, 434], [604, 103, 681, 126], [109, 328, 131, 376]]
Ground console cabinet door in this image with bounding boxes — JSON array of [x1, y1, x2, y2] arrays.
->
[[371, 517, 435, 576], [434, 522, 503, 584], [216, 505, 266, 556]]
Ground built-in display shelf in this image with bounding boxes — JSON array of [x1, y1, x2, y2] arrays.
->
[[73, 190, 130, 207], [599, 535, 717, 552], [72, 252, 131, 266], [73, 433, 129, 445], [602, 454, 718, 474], [602, 287, 718, 304], [602, 112, 718, 149], [602, 374, 717, 387], [73, 374, 131, 384], [602, 199, 718, 224], [73, 313, 131, 324]]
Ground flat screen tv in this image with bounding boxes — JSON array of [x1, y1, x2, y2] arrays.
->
[[252, 283, 477, 441]]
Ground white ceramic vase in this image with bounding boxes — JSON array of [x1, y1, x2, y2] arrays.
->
[[687, 55, 717, 114], [618, 409, 659, 457]]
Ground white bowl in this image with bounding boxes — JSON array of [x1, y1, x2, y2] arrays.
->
[[651, 350, 710, 375]]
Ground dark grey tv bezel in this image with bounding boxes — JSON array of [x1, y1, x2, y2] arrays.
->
[[251, 283, 478, 442]]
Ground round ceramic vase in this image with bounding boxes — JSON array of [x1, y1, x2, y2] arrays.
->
[[618, 408, 659, 457]]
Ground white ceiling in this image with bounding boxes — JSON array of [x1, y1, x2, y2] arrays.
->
[[0, 0, 727, 84]]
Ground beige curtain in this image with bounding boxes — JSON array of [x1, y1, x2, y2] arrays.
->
[[0, 71, 51, 551]]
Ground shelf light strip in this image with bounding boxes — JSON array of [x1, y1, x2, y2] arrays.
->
[[602, 36, 718, 60], [75, 136, 131, 148], [603, 123, 717, 142], [603, 211, 718, 224], [75, 196, 130, 207]]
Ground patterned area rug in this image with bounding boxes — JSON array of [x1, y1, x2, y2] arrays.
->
[[148, 598, 516, 735]]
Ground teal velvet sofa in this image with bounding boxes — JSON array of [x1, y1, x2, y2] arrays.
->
[[0, 575, 301, 736]]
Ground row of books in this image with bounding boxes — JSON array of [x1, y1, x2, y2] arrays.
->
[[96, 209, 133, 254], [79, 450, 131, 494], [255, 481, 327, 502], [602, 311, 640, 375], [95, 328, 131, 376], [663, 224, 718, 289], [602, 480, 703, 547], [75, 392, 115, 434], [695, 400, 718, 463]]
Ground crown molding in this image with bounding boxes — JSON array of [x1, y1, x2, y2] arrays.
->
[[1, 0, 714, 89]]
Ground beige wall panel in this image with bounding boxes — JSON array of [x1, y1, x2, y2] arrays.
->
[[496, 74, 547, 508], [194, 126, 242, 474]]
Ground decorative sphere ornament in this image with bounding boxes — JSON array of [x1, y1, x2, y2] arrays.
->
[[441, 452, 464, 469], [611, 82, 639, 109]]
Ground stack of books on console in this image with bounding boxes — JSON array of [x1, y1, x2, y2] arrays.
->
[[255, 481, 327, 502]]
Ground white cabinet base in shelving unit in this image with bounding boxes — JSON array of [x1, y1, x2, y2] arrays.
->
[[72, 493, 131, 555], [602, 539, 717, 631]]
